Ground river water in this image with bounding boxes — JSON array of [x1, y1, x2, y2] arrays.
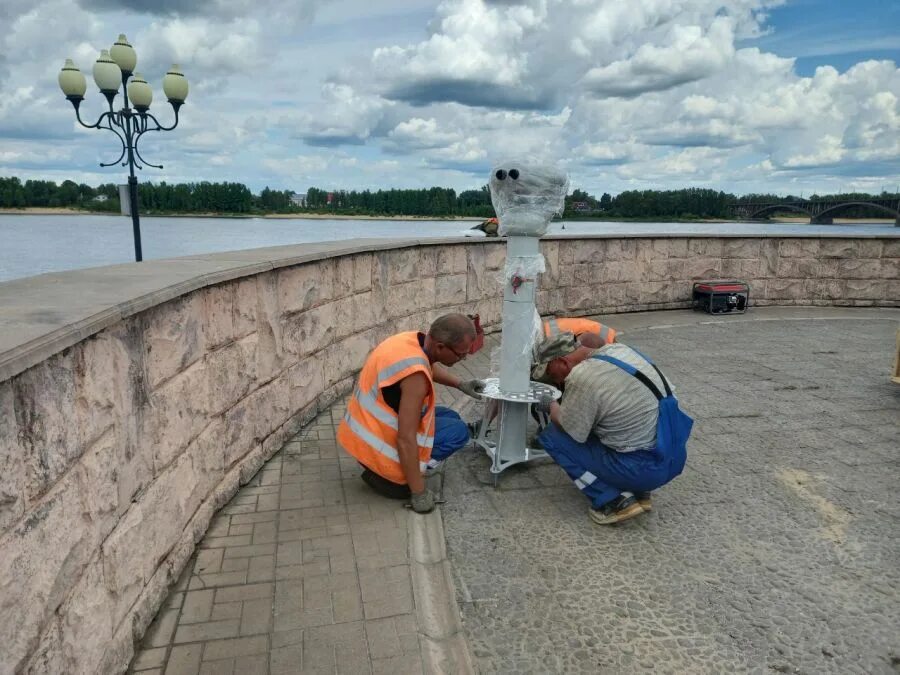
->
[[0, 213, 896, 283]]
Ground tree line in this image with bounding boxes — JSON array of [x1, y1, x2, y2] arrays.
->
[[1, 175, 895, 219]]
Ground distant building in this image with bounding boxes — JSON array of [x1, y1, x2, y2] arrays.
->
[[326, 192, 335, 205], [290, 192, 307, 207], [572, 201, 590, 212], [93, 194, 109, 203]]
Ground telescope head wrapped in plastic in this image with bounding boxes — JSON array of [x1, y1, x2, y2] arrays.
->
[[489, 160, 570, 237]]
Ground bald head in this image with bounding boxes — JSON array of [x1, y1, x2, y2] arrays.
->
[[428, 313, 476, 346]]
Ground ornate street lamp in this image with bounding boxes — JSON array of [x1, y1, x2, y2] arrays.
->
[[58, 35, 189, 262]]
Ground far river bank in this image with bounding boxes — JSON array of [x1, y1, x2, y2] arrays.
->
[[0, 207, 893, 225]]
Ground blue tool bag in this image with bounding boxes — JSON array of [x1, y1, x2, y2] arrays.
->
[[592, 353, 693, 477]]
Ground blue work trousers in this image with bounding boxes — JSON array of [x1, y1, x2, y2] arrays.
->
[[538, 423, 678, 509], [430, 406, 470, 461]]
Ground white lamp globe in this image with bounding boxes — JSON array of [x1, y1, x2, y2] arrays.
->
[[110, 34, 137, 74], [92, 49, 122, 94], [58, 59, 87, 98], [162, 64, 189, 103], [127, 72, 153, 111]]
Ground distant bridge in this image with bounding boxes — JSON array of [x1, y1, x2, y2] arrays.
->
[[728, 198, 900, 225]]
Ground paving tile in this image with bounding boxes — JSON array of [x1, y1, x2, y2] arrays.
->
[[131, 647, 167, 670], [180, 590, 215, 624], [269, 645, 303, 674], [144, 609, 179, 647], [199, 660, 233, 675], [274, 606, 333, 632], [188, 571, 248, 590], [223, 543, 277, 559], [240, 598, 274, 635], [202, 635, 268, 661], [173, 619, 240, 644], [252, 521, 277, 544], [210, 601, 243, 621], [200, 535, 253, 549], [215, 582, 274, 603], [164, 644, 203, 675], [230, 512, 278, 525], [221, 557, 250, 573], [247, 555, 276, 583]]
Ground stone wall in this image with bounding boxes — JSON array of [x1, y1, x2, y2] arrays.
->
[[0, 236, 897, 673]]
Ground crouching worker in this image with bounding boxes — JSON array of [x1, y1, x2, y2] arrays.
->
[[337, 314, 486, 514], [543, 316, 617, 348], [532, 333, 693, 525]]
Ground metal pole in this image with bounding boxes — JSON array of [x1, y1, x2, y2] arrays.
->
[[128, 173, 142, 261]]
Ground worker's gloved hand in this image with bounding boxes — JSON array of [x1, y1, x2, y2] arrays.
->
[[458, 378, 486, 400], [409, 488, 436, 514], [534, 392, 555, 416]]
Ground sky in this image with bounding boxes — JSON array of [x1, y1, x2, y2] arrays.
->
[[1, 0, 898, 197]]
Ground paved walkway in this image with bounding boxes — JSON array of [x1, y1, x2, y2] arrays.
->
[[129, 307, 899, 674]]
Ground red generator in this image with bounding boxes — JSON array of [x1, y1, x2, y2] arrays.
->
[[692, 280, 750, 314]]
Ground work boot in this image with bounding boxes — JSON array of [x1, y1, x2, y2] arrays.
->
[[424, 458, 444, 477], [635, 492, 652, 512], [361, 468, 411, 500], [589, 494, 643, 525]]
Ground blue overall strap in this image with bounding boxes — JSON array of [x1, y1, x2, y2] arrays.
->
[[592, 354, 664, 401]]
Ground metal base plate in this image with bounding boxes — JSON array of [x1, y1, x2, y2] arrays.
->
[[479, 377, 561, 403]]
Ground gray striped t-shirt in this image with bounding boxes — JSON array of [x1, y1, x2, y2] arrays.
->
[[558, 343, 673, 451]]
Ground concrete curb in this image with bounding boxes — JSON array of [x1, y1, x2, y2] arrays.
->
[[408, 507, 477, 674]]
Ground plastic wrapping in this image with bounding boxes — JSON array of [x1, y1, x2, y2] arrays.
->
[[497, 253, 546, 285], [489, 160, 570, 237]]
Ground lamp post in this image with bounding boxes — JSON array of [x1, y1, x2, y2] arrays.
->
[[58, 35, 189, 262]]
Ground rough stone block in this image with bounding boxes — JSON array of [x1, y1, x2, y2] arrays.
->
[[76, 323, 137, 451], [77, 430, 119, 544], [334, 256, 355, 300], [388, 279, 435, 318], [539, 240, 560, 286], [143, 292, 207, 390], [765, 278, 805, 300], [187, 421, 226, 503], [0, 382, 24, 535], [144, 360, 210, 473], [251, 376, 294, 444], [22, 619, 65, 675], [332, 296, 355, 340], [60, 556, 113, 672], [465, 245, 489, 302], [0, 471, 91, 675], [353, 254, 373, 292], [688, 238, 723, 258], [856, 239, 884, 258], [776, 258, 820, 279], [283, 303, 337, 358], [223, 396, 259, 469], [255, 272, 285, 383], [278, 260, 334, 314], [351, 292, 378, 334], [13, 350, 79, 501], [435, 274, 467, 308], [207, 335, 258, 416], [288, 357, 325, 414], [606, 239, 637, 261], [204, 283, 236, 350], [387, 248, 436, 284], [778, 239, 819, 259], [758, 239, 780, 277], [838, 258, 882, 280], [483, 243, 506, 270], [436, 246, 467, 275], [233, 278, 258, 338], [845, 279, 885, 300], [819, 240, 856, 258], [722, 239, 761, 259], [572, 239, 605, 265], [684, 257, 722, 279], [323, 331, 374, 389]]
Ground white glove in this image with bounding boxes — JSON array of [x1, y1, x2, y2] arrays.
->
[[458, 379, 486, 400]]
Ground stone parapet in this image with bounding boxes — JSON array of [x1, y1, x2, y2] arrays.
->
[[0, 234, 897, 673]]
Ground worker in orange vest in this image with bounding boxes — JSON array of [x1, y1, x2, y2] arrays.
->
[[543, 316, 617, 348], [337, 314, 485, 513]]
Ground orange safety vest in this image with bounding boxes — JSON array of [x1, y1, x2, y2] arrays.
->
[[543, 317, 617, 345], [337, 331, 436, 484]]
